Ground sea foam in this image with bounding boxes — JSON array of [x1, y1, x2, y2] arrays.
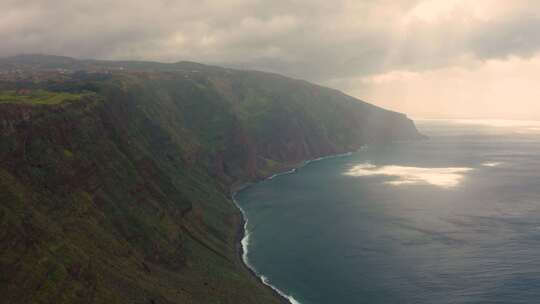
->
[[260, 275, 302, 304], [233, 197, 302, 304]]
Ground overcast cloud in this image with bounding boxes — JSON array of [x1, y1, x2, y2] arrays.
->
[[2, 0, 540, 119]]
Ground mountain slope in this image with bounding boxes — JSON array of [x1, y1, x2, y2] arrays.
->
[[0, 55, 422, 303]]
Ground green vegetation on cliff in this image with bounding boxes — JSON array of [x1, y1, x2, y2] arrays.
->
[[0, 90, 91, 105], [0, 55, 422, 304]]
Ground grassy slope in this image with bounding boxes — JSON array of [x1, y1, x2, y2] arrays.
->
[[0, 64, 421, 304], [0, 90, 91, 105], [0, 85, 281, 304]]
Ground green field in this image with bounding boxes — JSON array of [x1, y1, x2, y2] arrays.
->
[[0, 90, 90, 105]]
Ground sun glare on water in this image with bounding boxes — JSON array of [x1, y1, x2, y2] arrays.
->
[[345, 163, 473, 188]]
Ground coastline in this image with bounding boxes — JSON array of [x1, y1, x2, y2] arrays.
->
[[233, 197, 296, 304], [229, 149, 359, 304]]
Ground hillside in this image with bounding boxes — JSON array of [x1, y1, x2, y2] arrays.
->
[[0, 55, 423, 304]]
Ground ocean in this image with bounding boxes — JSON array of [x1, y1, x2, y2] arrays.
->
[[234, 119, 540, 304]]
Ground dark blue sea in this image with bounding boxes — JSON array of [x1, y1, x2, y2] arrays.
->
[[235, 119, 540, 304]]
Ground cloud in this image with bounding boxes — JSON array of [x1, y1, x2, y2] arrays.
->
[[2, 1, 539, 75], [1, 0, 539, 118], [339, 54, 540, 119]]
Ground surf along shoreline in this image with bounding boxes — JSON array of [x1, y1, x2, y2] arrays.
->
[[229, 150, 358, 304]]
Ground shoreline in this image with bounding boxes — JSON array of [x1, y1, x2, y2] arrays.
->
[[233, 197, 295, 304], [230, 149, 359, 304]]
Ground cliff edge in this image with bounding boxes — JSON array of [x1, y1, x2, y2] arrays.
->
[[0, 55, 423, 303]]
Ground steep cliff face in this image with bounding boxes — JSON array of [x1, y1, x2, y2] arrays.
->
[[0, 57, 422, 304], [0, 96, 277, 304], [109, 69, 422, 187]]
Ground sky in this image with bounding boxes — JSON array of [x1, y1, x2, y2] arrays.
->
[[2, 0, 540, 119]]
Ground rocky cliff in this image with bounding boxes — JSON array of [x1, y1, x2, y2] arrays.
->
[[0, 55, 422, 303]]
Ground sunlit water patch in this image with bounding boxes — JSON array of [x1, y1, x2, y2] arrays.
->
[[344, 163, 473, 188], [235, 120, 540, 304], [482, 161, 503, 167]]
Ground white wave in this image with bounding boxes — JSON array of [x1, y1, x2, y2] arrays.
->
[[266, 150, 358, 181], [260, 275, 302, 304], [345, 163, 473, 188], [241, 223, 250, 263], [268, 168, 297, 180], [303, 150, 356, 166], [230, 149, 361, 304], [232, 197, 302, 304]]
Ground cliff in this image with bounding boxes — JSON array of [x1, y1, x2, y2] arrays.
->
[[0, 55, 423, 303]]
